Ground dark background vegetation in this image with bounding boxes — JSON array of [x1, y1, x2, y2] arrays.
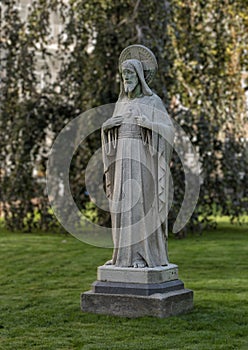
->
[[1, 0, 248, 233]]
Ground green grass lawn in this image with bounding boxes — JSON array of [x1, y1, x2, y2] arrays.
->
[[0, 221, 247, 350]]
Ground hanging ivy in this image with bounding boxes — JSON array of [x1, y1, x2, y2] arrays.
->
[[0, 0, 247, 233]]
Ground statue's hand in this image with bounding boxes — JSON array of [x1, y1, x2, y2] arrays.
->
[[102, 117, 123, 130], [135, 116, 151, 128]]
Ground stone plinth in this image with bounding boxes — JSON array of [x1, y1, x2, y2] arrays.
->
[[97, 264, 178, 284], [92, 279, 184, 296], [81, 264, 193, 318], [81, 289, 193, 318]]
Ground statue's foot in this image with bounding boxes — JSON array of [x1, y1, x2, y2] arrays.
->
[[104, 259, 113, 265], [132, 260, 147, 268]]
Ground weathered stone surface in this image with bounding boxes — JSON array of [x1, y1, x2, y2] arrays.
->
[[81, 288, 193, 318], [97, 264, 178, 284], [92, 279, 184, 296]]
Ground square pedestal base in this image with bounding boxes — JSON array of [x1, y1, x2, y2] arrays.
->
[[81, 263, 193, 318], [81, 288, 193, 318]]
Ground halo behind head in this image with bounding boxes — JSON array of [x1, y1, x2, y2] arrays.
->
[[119, 45, 158, 85]]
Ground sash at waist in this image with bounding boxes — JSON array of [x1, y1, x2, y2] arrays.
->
[[118, 131, 142, 139], [118, 122, 142, 139]]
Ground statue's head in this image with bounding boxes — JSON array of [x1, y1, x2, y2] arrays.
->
[[121, 61, 139, 94], [119, 59, 153, 99]]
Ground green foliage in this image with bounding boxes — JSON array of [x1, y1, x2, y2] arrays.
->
[[0, 0, 247, 232], [0, 223, 247, 349]]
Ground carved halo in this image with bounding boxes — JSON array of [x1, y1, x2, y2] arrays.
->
[[119, 44, 158, 85]]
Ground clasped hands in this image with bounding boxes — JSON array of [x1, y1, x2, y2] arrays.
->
[[102, 114, 151, 130]]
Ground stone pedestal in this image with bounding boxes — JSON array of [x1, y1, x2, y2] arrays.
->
[[81, 264, 193, 318]]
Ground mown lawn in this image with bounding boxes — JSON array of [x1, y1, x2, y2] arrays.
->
[[0, 221, 247, 350]]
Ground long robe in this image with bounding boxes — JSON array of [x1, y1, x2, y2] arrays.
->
[[102, 94, 174, 267]]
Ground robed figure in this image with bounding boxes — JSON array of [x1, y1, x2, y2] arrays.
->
[[102, 45, 174, 268]]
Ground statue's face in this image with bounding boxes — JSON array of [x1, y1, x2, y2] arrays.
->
[[121, 65, 139, 93]]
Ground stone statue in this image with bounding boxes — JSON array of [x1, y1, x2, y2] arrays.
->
[[82, 46, 193, 318], [101, 45, 174, 268]]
